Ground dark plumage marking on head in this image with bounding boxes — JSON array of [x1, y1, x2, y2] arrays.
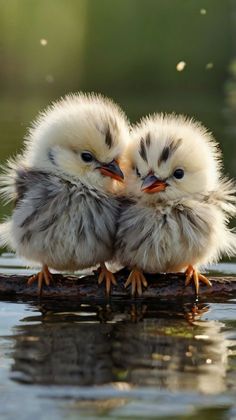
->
[[158, 146, 170, 165], [158, 138, 182, 166], [145, 133, 151, 148], [171, 138, 182, 153], [105, 126, 113, 149], [139, 138, 148, 162]]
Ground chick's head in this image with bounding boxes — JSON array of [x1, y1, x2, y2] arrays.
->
[[125, 114, 222, 203], [24, 93, 129, 192]]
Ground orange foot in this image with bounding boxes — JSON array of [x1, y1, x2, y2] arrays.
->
[[98, 263, 117, 295], [28, 264, 53, 295], [125, 268, 148, 296], [185, 265, 212, 295], [186, 303, 209, 323]]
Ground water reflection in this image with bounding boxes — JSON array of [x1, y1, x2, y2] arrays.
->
[[7, 300, 231, 394]]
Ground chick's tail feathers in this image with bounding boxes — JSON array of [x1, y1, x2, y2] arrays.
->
[[211, 178, 236, 217], [216, 178, 236, 259], [204, 178, 236, 263], [220, 228, 236, 258], [0, 158, 20, 205]]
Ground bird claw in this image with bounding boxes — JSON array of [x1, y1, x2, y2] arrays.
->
[[27, 265, 53, 295], [98, 264, 117, 295], [185, 265, 212, 295], [125, 268, 148, 296]]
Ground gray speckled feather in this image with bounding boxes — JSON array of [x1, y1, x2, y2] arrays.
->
[[1, 167, 120, 270]]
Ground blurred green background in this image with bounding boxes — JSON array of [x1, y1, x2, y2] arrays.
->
[[0, 0, 235, 203]]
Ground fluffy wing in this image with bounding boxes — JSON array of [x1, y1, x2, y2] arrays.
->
[[0, 162, 68, 248], [0, 155, 67, 205]]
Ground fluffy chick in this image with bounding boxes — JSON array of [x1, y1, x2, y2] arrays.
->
[[0, 92, 129, 294], [116, 114, 236, 296]]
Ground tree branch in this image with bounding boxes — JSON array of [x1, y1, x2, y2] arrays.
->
[[0, 270, 235, 300]]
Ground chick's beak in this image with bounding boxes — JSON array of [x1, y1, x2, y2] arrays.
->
[[141, 173, 167, 193], [98, 160, 124, 182]]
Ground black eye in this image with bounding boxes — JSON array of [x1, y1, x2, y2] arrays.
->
[[81, 152, 94, 162], [173, 168, 184, 179], [135, 167, 141, 177]]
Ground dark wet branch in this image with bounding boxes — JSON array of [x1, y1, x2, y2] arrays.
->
[[0, 269, 236, 300]]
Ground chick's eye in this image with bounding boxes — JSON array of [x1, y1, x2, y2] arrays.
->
[[135, 167, 141, 177], [173, 168, 184, 179], [81, 152, 94, 162]]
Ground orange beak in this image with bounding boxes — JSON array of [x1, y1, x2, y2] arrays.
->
[[141, 174, 167, 193], [98, 160, 124, 182]]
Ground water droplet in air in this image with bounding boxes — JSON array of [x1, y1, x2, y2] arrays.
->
[[206, 62, 214, 70], [176, 61, 186, 72], [40, 38, 48, 46]]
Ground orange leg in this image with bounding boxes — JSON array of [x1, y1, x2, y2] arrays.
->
[[28, 264, 53, 295], [185, 265, 212, 295], [98, 263, 117, 295], [124, 268, 148, 297]]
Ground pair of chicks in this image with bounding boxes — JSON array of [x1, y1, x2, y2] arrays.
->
[[0, 93, 235, 296]]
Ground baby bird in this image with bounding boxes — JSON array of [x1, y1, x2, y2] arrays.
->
[[0, 92, 129, 294], [116, 114, 236, 296]]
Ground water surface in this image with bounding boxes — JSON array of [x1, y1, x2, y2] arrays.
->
[[0, 255, 236, 419]]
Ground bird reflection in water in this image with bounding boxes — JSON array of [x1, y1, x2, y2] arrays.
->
[[9, 300, 228, 394]]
